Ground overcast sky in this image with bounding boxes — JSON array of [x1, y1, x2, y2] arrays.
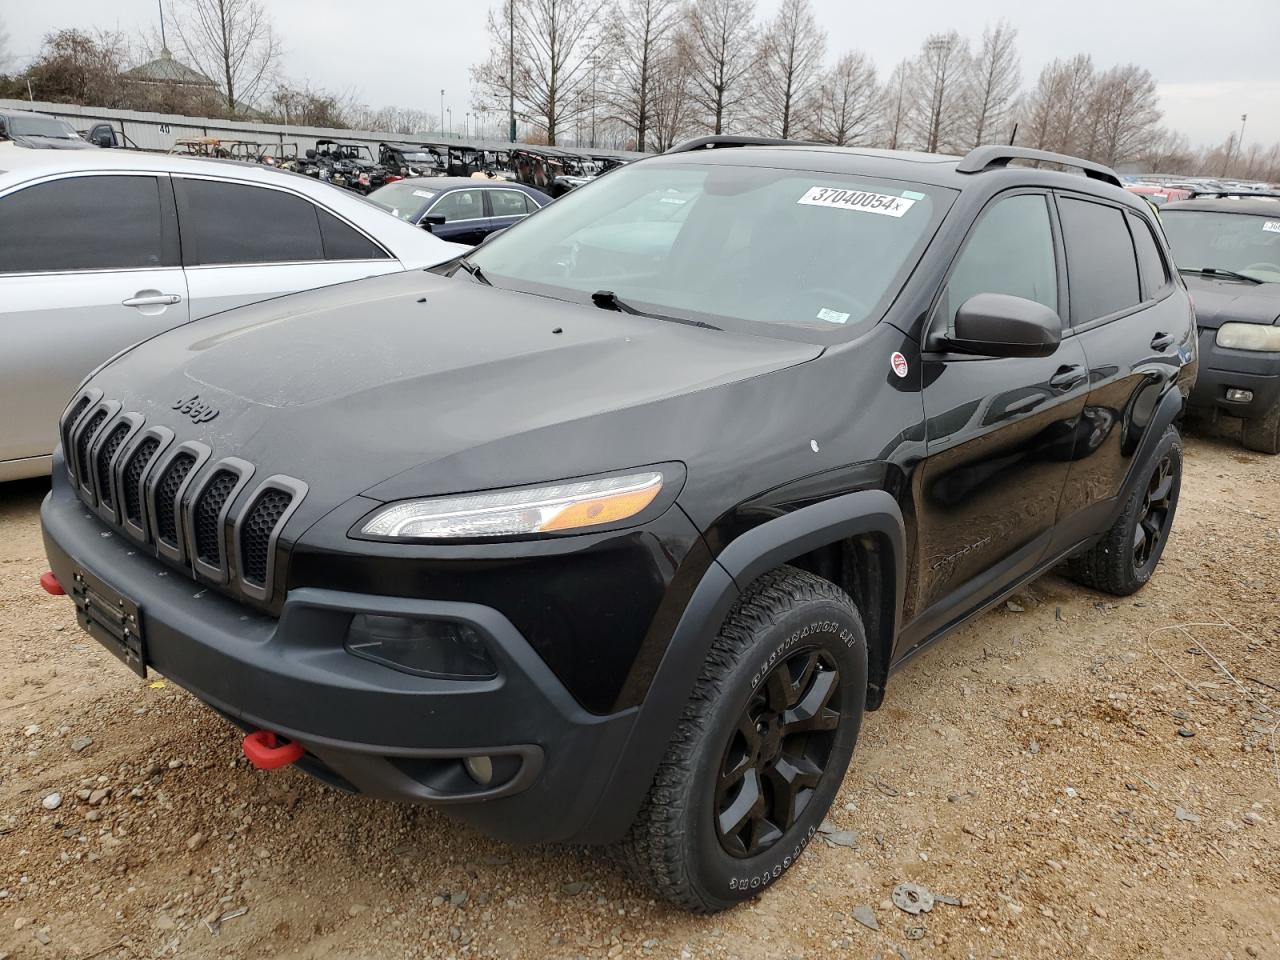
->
[[5, 0, 1278, 147]]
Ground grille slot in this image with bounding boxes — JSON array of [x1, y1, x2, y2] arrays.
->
[[193, 470, 238, 566], [94, 424, 131, 507], [155, 453, 197, 546], [75, 410, 109, 487], [240, 489, 293, 586], [62, 396, 92, 473], [122, 437, 161, 526]]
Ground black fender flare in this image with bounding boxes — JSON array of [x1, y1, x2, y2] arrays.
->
[[575, 489, 905, 843], [1114, 384, 1185, 516]]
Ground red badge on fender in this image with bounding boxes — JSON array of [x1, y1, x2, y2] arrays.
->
[[891, 352, 909, 378]]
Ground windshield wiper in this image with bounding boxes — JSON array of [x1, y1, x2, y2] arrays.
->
[[1179, 266, 1262, 284], [590, 290, 721, 330], [455, 257, 491, 286]]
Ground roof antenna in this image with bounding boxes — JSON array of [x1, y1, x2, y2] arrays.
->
[[1008, 122, 1018, 146]]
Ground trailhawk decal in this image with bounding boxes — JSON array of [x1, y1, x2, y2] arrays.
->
[[797, 186, 917, 218]]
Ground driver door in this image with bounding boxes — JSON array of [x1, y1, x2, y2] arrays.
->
[[910, 191, 1090, 632]]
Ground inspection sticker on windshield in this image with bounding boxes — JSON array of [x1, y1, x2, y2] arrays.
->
[[1263, 220, 1280, 233], [412, 189, 437, 199], [817, 307, 850, 324], [798, 186, 917, 218]]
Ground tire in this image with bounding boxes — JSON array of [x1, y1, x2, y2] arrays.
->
[[616, 566, 867, 912], [1241, 401, 1280, 455], [1065, 424, 1182, 596]]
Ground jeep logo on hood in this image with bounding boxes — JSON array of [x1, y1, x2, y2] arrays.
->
[[172, 394, 220, 424]]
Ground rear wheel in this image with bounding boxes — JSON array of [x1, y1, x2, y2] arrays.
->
[[1065, 425, 1182, 596], [1241, 401, 1280, 455], [617, 567, 866, 912]]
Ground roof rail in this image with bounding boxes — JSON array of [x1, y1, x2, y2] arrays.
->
[[956, 145, 1122, 188], [665, 135, 816, 154]]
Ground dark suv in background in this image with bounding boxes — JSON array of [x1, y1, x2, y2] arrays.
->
[[1160, 195, 1280, 452], [42, 139, 1196, 912]]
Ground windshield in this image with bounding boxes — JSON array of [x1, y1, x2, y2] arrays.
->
[[1161, 209, 1280, 282], [9, 114, 78, 139], [367, 181, 441, 222], [468, 160, 951, 340]]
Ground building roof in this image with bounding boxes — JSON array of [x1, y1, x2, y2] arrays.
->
[[122, 49, 217, 88]]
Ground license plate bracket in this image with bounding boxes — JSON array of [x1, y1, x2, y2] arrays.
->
[[70, 566, 147, 678]]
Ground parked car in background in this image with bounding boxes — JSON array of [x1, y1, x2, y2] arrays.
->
[[41, 139, 1194, 912], [366, 177, 551, 245], [0, 107, 95, 150], [1124, 183, 1192, 206], [1161, 194, 1280, 452], [0, 144, 460, 482]]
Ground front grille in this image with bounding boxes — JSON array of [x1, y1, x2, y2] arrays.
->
[[240, 489, 293, 586], [68, 396, 305, 606], [122, 437, 161, 525], [193, 470, 238, 566], [75, 410, 108, 486], [95, 423, 131, 507], [155, 453, 197, 546], [61, 395, 92, 473]]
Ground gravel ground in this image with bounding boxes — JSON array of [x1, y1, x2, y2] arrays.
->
[[1, 423, 1277, 960]]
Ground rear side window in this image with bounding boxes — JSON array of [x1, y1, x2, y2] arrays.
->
[[0, 175, 167, 273], [430, 190, 484, 222], [491, 190, 534, 216], [317, 209, 389, 261], [942, 193, 1058, 325], [1128, 212, 1170, 297], [1058, 197, 1141, 324], [177, 178, 324, 265]]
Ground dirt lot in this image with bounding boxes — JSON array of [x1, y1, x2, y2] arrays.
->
[[1, 424, 1277, 960]]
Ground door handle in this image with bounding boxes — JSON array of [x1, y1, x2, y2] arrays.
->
[[122, 293, 182, 307], [1150, 332, 1176, 351], [1048, 365, 1088, 391]]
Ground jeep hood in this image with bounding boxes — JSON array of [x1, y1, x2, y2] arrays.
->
[[87, 270, 821, 507], [1184, 275, 1280, 329]]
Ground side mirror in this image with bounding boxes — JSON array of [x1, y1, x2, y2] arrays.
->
[[420, 215, 447, 233], [944, 293, 1062, 358]]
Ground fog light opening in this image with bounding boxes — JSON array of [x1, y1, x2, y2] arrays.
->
[[464, 755, 494, 786], [1225, 388, 1254, 403]]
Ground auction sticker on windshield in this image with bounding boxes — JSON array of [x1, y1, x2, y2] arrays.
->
[[798, 186, 917, 218], [1263, 220, 1280, 234]]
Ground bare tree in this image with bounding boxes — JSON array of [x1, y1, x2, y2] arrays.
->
[[907, 31, 970, 154], [22, 29, 131, 107], [1082, 63, 1161, 166], [166, 0, 281, 112], [753, 0, 825, 138], [1022, 54, 1093, 155], [683, 0, 757, 135], [607, 0, 682, 150], [648, 40, 694, 150], [881, 59, 912, 150], [809, 51, 879, 146], [963, 20, 1019, 148], [472, 0, 610, 145], [268, 81, 360, 128]]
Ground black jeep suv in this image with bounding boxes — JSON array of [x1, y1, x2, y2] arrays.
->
[[42, 138, 1196, 912], [1160, 195, 1280, 453]]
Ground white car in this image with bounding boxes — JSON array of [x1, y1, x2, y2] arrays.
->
[[0, 144, 461, 482]]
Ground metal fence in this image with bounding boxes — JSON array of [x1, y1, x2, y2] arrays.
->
[[0, 98, 644, 160]]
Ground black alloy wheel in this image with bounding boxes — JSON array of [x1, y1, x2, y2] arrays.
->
[[714, 647, 841, 858], [1134, 453, 1175, 573]]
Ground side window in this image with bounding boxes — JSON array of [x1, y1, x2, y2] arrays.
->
[[429, 190, 483, 222], [1058, 197, 1141, 324], [0, 175, 167, 273], [491, 190, 533, 217], [317, 209, 389, 261], [1128, 212, 1170, 298], [942, 193, 1058, 327], [177, 178, 324, 265]]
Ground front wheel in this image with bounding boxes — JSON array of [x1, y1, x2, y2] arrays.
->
[[617, 567, 867, 912], [1241, 401, 1280, 455], [1065, 424, 1183, 596]]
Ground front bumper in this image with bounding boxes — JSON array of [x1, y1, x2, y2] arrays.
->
[[41, 468, 638, 844], [1188, 329, 1280, 418]]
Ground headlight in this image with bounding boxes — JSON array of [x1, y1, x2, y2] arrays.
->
[[359, 471, 665, 539], [1217, 322, 1280, 352]]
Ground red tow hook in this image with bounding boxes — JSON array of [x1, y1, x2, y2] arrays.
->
[[40, 571, 65, 596], [242, 731, 305, 770]]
